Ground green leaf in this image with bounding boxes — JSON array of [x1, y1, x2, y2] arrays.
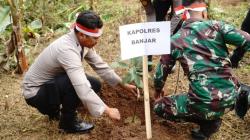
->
[[0, 6, 11, 33], [29, 19, 42, 30], [131, 67, 143, 88], [134, 74, 143, 88], [131, 57, 143, 71], [23, 26, 33, 33], [130, 67, 136, 78], [63, 22, 72, 29], [124, 116, 141, 124], [111, 61, 128, 69], [121, 65, 143, 88], [67, 5, 85, 21], [122, 72, 133, 84], [101, 13, 113, 22]]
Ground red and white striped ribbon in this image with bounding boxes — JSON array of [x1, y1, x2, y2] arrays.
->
[[73, 23, 102, 37], [174, 3, 207, 20]]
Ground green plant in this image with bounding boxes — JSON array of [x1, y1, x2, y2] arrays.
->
[[209, 0, 249, 27], [112, 57, 143, 123], [112, 57, 143, 88], [23, 19, 42, 40], [0, 6, 11, 33]]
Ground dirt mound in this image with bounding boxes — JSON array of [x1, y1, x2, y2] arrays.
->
[[85, 83, 194, 140]]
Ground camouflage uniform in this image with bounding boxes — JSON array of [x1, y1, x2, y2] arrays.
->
[[154, 18, 250, 121]]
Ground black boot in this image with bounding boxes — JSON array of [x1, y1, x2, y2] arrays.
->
[[55, 74, 94, 133], [235, 84, 250, 119], [191, 119, 222, 140], [191, 128, 208, 140], [59, 113, 94, 133]]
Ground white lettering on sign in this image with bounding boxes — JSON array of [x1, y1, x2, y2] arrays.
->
[[119, 21, 171, 60]]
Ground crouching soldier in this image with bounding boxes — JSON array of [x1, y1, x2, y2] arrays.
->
[[140, 0, 208, 71], [153, 0, 250, 139]]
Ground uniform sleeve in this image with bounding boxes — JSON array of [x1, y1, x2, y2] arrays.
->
[[154, 34, 181, 91], [57, 47, 107, 117], [221, 22, 250, 66], [154, 54, 176, 92], [221, 22, 250, 51], [84, 48, 122, 87]]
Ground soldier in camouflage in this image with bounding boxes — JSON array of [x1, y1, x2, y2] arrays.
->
[[153, 0, 250, 139], [139, 0, 208, 34], [140, 0, 207, 72]]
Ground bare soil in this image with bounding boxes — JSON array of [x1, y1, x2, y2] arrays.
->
[[0, 72, 195, 140], [1, 61, 250, 140]]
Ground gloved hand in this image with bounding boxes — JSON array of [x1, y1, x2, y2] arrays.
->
[[230, 47, 246, 68], [230, 53, 241, 68]]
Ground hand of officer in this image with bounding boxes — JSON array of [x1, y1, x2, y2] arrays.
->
[[119, 83, 138, 97], [105, 107, 121, 120], [230, 47, 246, 68]]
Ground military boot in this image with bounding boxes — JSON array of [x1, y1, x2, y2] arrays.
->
[[235, 83, 250, 119], [191, 128, 208, 140], [191, 119, 222, 140]]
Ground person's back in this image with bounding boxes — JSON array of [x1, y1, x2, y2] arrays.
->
[[23, 31, 87, 98], [153, 0, 250, 139], [172, 19, 232, 74], [170, 19, 241, 118]]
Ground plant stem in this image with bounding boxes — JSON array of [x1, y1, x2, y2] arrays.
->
[[132, 87, 140, 123], [132, 100, 137, 123]]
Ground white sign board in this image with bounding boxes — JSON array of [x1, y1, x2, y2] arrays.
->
[[119, 21, 171, 60]]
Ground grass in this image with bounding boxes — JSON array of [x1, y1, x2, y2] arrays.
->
[[209, 0, 249, 27]]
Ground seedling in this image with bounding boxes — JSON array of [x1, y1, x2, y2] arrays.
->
[[112, 57, 143, 124], [112, 56, 143, 89]]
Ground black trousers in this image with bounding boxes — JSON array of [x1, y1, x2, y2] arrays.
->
[[242, 9, 250, 34], [146, 0, 172, 64], [26, 74, 101, 117], [153, 0, 172, 21]]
